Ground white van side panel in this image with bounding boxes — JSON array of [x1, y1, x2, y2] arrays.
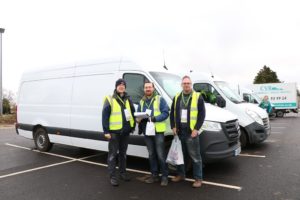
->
[[70, 73, 117, 133], [18, 77, 73, 129]]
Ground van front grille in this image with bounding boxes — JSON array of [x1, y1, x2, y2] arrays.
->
[[262, 118, 270, 129], [223, 120, 240, 140]]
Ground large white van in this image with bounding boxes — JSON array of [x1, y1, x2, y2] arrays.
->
[[16, 60, 241, 162], [189, 72, 271, 148]]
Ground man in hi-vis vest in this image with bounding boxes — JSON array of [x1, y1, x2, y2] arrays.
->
[[170, 75, 206, 188], [137, 81, 169, 186], [102, 78, 136, 186]]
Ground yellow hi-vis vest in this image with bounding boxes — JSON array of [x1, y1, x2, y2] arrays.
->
[[140, 95, 167, 132], [104, 95, 134, 131], [174, 92, 201, 131]]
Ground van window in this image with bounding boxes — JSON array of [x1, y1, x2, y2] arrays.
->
[[243, 93, 251, 103], [150, 71, 181, 99], [193, 83, 220, 103], [243, 93, 259, 104], [123, 73, 148, 104]]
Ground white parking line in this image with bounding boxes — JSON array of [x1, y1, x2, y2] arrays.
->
[[238, 154, 266, 158], [4, 143, 243, 191], [0, 160, 75, 179], [5, 143, 103, 160]]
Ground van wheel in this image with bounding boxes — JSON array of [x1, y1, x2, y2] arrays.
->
[[34, 128, 53, 152], [240, 129, 248, 148], [276, 110, 284, 118]]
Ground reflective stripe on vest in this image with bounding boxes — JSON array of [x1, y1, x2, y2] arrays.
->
[[140, 95, 167, 132], [105, 95, 134, 131], [174, 92, 200, 131]]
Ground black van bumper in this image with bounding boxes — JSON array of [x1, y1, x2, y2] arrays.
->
[[245, 121, 271, 144], [200, 123, 241, 164]]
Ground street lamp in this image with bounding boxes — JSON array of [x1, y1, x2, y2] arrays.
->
[[0, 28, 5, 115]]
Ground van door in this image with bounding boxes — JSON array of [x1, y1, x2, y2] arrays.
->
[[122, 72, 154, 136]]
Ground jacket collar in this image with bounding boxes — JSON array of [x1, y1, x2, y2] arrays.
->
[[113, 90, 129, 100]]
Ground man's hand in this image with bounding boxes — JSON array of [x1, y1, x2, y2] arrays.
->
[[136, 118, 142, 123], [104, 133, 111, 140], [172, 128, 177, 135], [191, 129, 198, 138]]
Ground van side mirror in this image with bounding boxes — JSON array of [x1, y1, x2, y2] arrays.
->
[[216, 95, 226, 108]]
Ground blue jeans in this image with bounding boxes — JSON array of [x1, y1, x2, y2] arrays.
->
[[176, 129, 203, 180], [144, 134, 169, 178]]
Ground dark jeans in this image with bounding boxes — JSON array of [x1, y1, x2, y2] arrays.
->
[[144, 134, 169, 178], [107, 133, 129, 178], [176, 128, 203, 180]]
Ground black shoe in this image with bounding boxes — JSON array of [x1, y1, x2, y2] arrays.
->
[[161, 177, 168, 186], [120, 173, 131, 182], [145, 175, 160, 184], [110, 177, 119, 186]]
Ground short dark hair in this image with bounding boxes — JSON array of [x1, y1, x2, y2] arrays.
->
[[144, 80, 155, 88], [182, 75, 192, 82]]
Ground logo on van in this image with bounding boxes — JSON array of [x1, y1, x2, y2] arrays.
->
[[260, 86, 283, 91]]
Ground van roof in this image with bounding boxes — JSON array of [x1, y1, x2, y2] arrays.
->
[[188, 72, 224, 83], [20, 59, 146, 82]]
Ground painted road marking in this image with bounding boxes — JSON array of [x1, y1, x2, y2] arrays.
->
[[265, 139, 278, 143], [0, 160, 75, 179], [4, 143, 243, 191], [238, 154, 266, 158], [271, 132, 282, 134]]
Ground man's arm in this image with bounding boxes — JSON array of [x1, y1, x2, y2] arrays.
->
[[102, 98, 111, 134], [129, 98, 136, 129], [153, 97, 169, 122], [194, 96, 206, 130], [170, 97, 176, 129]]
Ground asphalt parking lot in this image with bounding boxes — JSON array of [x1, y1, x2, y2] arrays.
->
[[1, 113, 300, 200]]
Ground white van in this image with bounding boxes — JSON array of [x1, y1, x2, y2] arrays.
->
[[189, 72, 271, 148], [16, 60, 241, 162], [233, 86, 261, 105]]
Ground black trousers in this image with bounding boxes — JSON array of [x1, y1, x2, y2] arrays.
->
[[107, 133, 129, 178]]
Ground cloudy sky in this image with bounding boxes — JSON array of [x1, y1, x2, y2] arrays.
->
[[1, 0, 300, 94]]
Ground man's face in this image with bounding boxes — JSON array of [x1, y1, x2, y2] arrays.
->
[[181, 77, 192, 92], [116, 83, 126, 93], [264, 96, 269, 101], [144, 83, 154, 96]]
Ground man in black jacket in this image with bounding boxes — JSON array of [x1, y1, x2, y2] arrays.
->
[[170, 75, 206, 188], [102, 78, 136, 186]]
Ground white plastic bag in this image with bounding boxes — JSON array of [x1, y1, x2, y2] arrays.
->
[[166, 135, 184, 165], [145, 119, 156, 136]]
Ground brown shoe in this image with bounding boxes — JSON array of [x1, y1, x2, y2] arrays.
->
[[171, 175, 185, 182], [192, 179, 202, 188]]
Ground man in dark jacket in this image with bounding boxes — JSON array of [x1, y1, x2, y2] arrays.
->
[[102, 78, 136, 186], [170, 75, 206, 188], [137, 81, 169, 186]]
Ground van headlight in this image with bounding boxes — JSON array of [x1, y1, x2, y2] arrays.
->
[[201, 121, 222, 132], [246, 109, 264, 126]]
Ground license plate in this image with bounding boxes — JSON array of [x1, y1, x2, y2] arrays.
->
[[234, 147, 241, 156]]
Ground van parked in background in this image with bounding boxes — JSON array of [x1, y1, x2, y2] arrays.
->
[[251, 83, 299, 118], [189, 72, 270, 148]]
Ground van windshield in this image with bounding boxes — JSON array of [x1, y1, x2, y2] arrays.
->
[[214, 81, 244, 104], [252, 93, 262, 103], [150, 72, 182, 99]]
